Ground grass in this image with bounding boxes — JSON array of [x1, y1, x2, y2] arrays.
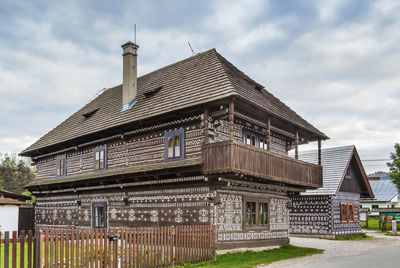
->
[[361, 217, 400, 231], [177, 244, 323, 268], [334, 233, 372, 240]]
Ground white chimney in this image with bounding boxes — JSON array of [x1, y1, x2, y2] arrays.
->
[[121, 41, 139, 111]]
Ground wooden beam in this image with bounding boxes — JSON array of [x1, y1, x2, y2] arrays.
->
[[229, 99, 235, 140], [266, 117, 271, 151], [318, 138, 322, 165], [204, 109, 209, 144], [295, 129, 299, 159]]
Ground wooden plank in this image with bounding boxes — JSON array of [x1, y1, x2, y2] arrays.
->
[[65, 230, 70, 268], [35, 230, 42, 268], [85, 230, 90, 268], [4, 231, 9, 268], [60, 229, 64, 268], [19, 231, 25, 268], [90, 229, 94, 268], [70, 229, 75, 268], [50, 230, 54, 268], [44, 230, 49, 268], [94, 229, 98, 268], [12, 231, 17, 268], [75, 229, 80, 268], [80, 229, 85, 268], [99, 229, 103, 268], [55, 230, 59, 268]]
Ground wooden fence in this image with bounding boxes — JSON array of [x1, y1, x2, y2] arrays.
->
[[0, 225, 215, 268]]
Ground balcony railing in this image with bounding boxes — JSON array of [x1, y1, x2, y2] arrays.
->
[[202, 140, 322, 188]]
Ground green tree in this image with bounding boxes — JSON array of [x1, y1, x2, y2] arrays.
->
[[0, 153, 36, 198], [387, 143, 400, 192]]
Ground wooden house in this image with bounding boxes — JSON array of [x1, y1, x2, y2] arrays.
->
[[0, 190, 30, 233], [289, 145, 374, 237], [21, 41, 327, 249]]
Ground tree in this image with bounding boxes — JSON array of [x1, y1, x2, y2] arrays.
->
[[387, 143, 400, 193], [0, 153, 36, 198]]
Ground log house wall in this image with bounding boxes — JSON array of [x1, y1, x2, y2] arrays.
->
[[35, 110, 292, 182]]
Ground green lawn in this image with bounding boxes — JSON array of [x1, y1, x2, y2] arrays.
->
[[361, 217, 400, 231], [177, 244, 323, 268], [334, 234, 372, 240], [1, 242, 323, 268], [0, 242, 33, 268]]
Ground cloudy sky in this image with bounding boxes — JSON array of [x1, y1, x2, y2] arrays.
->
[[0, 0, 399, 174]]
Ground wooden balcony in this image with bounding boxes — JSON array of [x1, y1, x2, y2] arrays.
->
[[202, 140, 322, 189]]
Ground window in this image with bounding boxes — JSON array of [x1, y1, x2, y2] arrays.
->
[[92, 202, 107, 228], [341, 203, 355, 222], [94, 146, 107, 171], [245, 200, 269, 227], [243, 130, 268, 150], [246, 201, 257, 226], [55, 155, 66, 177], [164, 129, 185, 161]]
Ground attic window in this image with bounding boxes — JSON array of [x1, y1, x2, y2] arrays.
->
[[144, 86, 163, 98], [83, 108, 99, 118]]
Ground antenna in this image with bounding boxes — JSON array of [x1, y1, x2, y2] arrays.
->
[[188, 42, 195, 55], [134, 24, 137, 44]]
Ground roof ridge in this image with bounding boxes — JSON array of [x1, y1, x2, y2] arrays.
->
[[138, 48, 218, 80]]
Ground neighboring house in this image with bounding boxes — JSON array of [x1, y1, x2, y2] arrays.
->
[[0, 190, 29, 233], [289, 146, 374, 237], [21, 41, 328, 249], [360, 172, 400, 216]]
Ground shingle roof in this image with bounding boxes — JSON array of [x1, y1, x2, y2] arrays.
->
[[298, 145, 355, 196], [21, 49, 327, 156], [364, 178, 398, 202]]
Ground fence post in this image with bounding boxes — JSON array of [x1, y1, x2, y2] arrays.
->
[[35, 230, 43, 268]]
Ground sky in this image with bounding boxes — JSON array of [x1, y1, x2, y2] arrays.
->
[[0, 0, 399, 174]]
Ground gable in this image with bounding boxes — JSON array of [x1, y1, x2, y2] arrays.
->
[[299, 145, 374, 198], [339, 156, 369, 196]]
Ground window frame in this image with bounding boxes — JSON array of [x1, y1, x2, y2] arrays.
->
[[243, 198, 270, 229], [243, 130, 268, 150], [92, 202, 108, 228], [340, 202, 355, 223], [164, 129, 185, 161], [55, 155, 67, 177], [93, 145, 107, 171]]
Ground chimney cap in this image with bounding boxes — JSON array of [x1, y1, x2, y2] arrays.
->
[[121, 41, 139, 48]]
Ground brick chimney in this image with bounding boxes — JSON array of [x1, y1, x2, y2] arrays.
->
[[121, 41, 139, 111]]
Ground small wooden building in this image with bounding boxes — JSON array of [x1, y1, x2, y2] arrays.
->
[[0, 190, 30, 233], [21, 41, 327, 249], [289, 145, 374, 237]]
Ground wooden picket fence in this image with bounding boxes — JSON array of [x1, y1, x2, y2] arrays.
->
[[0, 225, 216, 267]]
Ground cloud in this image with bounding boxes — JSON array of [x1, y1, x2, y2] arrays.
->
[[0, 0, 398, 175]]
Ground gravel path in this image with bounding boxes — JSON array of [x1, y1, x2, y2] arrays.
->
[[259, 231, 400, 268]]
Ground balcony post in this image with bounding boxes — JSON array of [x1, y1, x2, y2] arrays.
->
[[318, 138, 322, 165], [229, 99, 235, 140], [266, 117, 271, 151], [204, 108, 209, 144], [295, 129, 299, 159]]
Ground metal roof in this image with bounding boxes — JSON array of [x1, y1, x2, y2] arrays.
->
[[364, 178, 398, 202], [298, 145, 355, 196]]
